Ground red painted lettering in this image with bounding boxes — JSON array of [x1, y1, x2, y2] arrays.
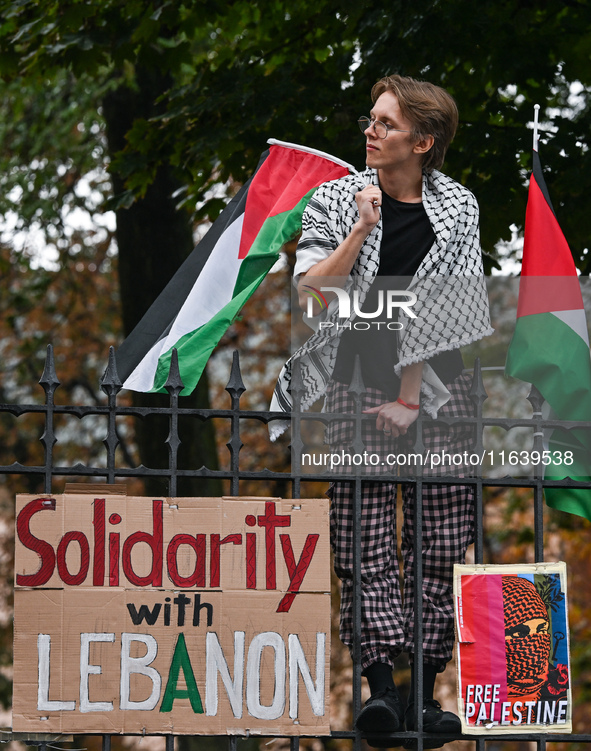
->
[[56, 531, 90, 585], [92, 498, 105, 585], [109, 532, 120, 586], [276, 533, 319, 612], [16, 498, 56, 586], [246, 532, 257, 589], [167, 533, 206, 587], [122, 500, 164, 587], [210, 534, 242, 588], [257, 501, 291, 590]]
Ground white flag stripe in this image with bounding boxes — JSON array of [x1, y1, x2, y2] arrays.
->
[[123, 337, 167, 391], [160, 213, 244, 347], [551, 309, 590, 346], [123, 213, 245, 392]]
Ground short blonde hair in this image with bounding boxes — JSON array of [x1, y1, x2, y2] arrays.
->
[[371, 74, 459, 172]]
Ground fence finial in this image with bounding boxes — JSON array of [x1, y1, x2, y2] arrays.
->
[[225, 350, 246, 401], [39, 344, 60, 395], [347, 354, 366, 400], [164, 348, 184, 395], [469, 357, 488, 410], [527, 383, 544, 415], [101, 346, 123, 394]]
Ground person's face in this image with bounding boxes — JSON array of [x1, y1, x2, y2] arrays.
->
[[505, 615, 551, 695], [505, 617, 549, 641], [363, 91, 425, 172]]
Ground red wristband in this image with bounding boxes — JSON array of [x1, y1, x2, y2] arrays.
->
[[397, 397, 420, 411]]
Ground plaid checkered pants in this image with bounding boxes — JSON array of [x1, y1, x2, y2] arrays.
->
[[325, 373, 475, 672]]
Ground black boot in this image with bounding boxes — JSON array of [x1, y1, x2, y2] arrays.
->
[[404, 664, 461, 748], [405, 698, 461, 733], [356, 662, 404, 747], [356, 685, 404, 733]]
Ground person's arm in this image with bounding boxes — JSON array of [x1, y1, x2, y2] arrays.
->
[[297, 184, 382, 311], [363, 361, 424, 437]]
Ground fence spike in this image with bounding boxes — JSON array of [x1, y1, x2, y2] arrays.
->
[[164, 348, 184, 396], [100, 346, 123, 394], [225, 350, 246, 400], [347, 354, 366, 400], [39, 344, 60, 395], [527, 383, 544, 415], [290, 356, 306, 408], [469, 357, 488, 409]]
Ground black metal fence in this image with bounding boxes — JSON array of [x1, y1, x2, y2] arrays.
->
[[2, 344, 591, 750]]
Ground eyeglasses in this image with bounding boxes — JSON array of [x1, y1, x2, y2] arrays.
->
[[358, 116, 410, 138]]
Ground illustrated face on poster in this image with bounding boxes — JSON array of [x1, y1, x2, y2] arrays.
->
[[454, 562, 571, 734], [503, 576, 551, 701]]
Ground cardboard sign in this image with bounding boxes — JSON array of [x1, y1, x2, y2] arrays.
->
[[13, 492, 330, 735], [454, 562, 571, 734]]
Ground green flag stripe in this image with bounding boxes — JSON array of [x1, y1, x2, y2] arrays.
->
[[507, 313, 591, 521], [233, 191, 313, 292], [151, 265, 272, 394], [545, 487, 591, 521], [151, 196, 314, 394], [545, 429, 591, 521], [506, 312, 591, 421]]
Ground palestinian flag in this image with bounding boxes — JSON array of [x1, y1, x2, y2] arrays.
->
[[116, 139, 353, 394], [505, 149, 591, 521]]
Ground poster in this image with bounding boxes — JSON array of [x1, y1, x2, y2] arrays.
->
[[454, 562, 571, 734], [13, 490, 330, 735]]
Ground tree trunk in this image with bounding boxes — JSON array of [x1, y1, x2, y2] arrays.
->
[[103, 68, 222, 498]]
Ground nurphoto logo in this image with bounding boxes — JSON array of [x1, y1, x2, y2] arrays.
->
[[305, 286, 417, 331]]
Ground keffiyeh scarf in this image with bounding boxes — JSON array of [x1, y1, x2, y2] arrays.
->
[[270, 167, 493, 440]]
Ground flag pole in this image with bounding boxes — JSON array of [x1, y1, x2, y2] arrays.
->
[[533, 104, 540, 152]]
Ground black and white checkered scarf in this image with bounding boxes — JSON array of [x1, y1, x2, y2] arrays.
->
[[270, 167, 493, 440]]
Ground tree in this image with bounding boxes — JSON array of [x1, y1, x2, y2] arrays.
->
[[4, 0, 591, 298], [0, 3, 225, 495]]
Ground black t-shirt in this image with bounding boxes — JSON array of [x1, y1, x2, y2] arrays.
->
[[331, 191, 463, 397]]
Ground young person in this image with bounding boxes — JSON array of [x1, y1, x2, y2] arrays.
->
[[272, 74, 492, 743]]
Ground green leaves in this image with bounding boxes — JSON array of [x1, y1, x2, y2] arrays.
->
[[2, 0, 591, 269]]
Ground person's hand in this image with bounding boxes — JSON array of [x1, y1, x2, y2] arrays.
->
[[363, 400, 419, 438], [355, 184, 382, 231]]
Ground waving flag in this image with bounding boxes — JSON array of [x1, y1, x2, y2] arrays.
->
[[505, 149, 591, 521], [116, 139, 353, 395]]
